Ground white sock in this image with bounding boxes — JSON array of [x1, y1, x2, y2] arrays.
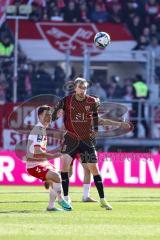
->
[[64, 195, 71, 202], [53, 183, 63, 201], [83, 184, 90, 199], [48, 187, 56, 209], [64, 196, 69, 201]]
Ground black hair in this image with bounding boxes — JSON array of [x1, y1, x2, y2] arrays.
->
[[38, 105, 51, 116]]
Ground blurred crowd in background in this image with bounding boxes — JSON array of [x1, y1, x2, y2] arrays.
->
[[1, 0, 160, 103], [11, 0, 160, 49]]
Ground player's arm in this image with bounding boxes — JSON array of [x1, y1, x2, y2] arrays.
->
[[99, 118, 121, 126], [92, 97, 100, 132], [99, 118, 130, 129], [34, 146, 62, 159], [52, 98, 65, 121], [93, 111, 99, 132]]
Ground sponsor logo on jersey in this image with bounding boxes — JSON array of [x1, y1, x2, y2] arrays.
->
[[85, 106, 90, 111], [37, 135, 43, 142]]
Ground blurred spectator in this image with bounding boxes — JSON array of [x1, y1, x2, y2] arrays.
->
[[29, 3, 43, 21], [89, 82, 107, 101], [17, 61, 34, 101], [54, 64, 65, 85], [147, 36, 160, 58], [127, 15, 144, 41], [145, 0, 160, 24], [150, 23, 159, 39], [79, 3, 90, 22], [46, 1, 64, 21], [132, 74, 150, 138], [106, 0, 123, 23], [109, 75, 123, 98], [63, 1, 80, 22], [49, 7, 63, 21], [0, 72, 8, 104], [142, 26, 151, 42], [147, 37, 160, 81], [32, 63, 53, 95], [123, 0, 144, 17], [107, 85, 116, 99], [42, 9, 49, 20], [90, 4, 108, 23], [0, 34, 14, 57], [133, 35, 149, 50], [24, 63, 35, 98], [1, 60, 13, 102], [123, 85, 134, 102], [28, 0, 46, 7], [123, 84, 134, 116]]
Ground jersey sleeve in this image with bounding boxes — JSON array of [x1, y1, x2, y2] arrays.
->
[[92, 97, 100, 112], [28, 127, 45, 150], [52, 97, 65, 121]]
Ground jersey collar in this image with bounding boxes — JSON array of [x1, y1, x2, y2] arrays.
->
[[36, 121, 45, 128]]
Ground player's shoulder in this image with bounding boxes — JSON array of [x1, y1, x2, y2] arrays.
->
[[65, 94, 72, 100], [63, 94, 74, 102], [30, 124, 44, 136], [86, 94, 100, 103]]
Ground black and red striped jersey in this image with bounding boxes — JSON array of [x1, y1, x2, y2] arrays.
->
[[52, 94, 100, 140]]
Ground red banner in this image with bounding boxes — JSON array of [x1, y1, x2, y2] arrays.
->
[[7, 20, 133, 56]]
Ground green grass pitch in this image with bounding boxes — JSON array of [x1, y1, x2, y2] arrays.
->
[[0, 186, 160, 240]]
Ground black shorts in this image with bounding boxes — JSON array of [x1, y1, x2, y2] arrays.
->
[[61, 133, 98, 163]]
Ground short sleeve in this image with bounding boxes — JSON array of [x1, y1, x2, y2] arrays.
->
[[93, 97, 100, 112], [28, 126, 44, 147]]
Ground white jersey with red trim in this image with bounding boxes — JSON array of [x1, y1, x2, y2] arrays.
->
[[26, 122, 50, 169]]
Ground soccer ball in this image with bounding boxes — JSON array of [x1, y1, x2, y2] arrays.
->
[[94, 32, 111, 48]]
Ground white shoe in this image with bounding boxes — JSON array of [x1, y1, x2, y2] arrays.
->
[[46, 207, 63, 211], [82, 196, 97, 202], [64, 196, 72, 204]]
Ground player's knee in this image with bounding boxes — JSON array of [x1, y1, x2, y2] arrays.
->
[[62, 154, 72, 163], [53, 172, 61, 183], [84, 167, 90, 176], [87, 164, 99, 175], [61, 154, 73, 171], [46, 171, 61, 183]]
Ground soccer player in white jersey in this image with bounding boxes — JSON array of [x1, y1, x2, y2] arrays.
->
[[26, 105, 72, 211]]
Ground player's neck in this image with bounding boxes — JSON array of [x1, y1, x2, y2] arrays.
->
[[75, 93, 86, 101], [39, 120, 47, 128]]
